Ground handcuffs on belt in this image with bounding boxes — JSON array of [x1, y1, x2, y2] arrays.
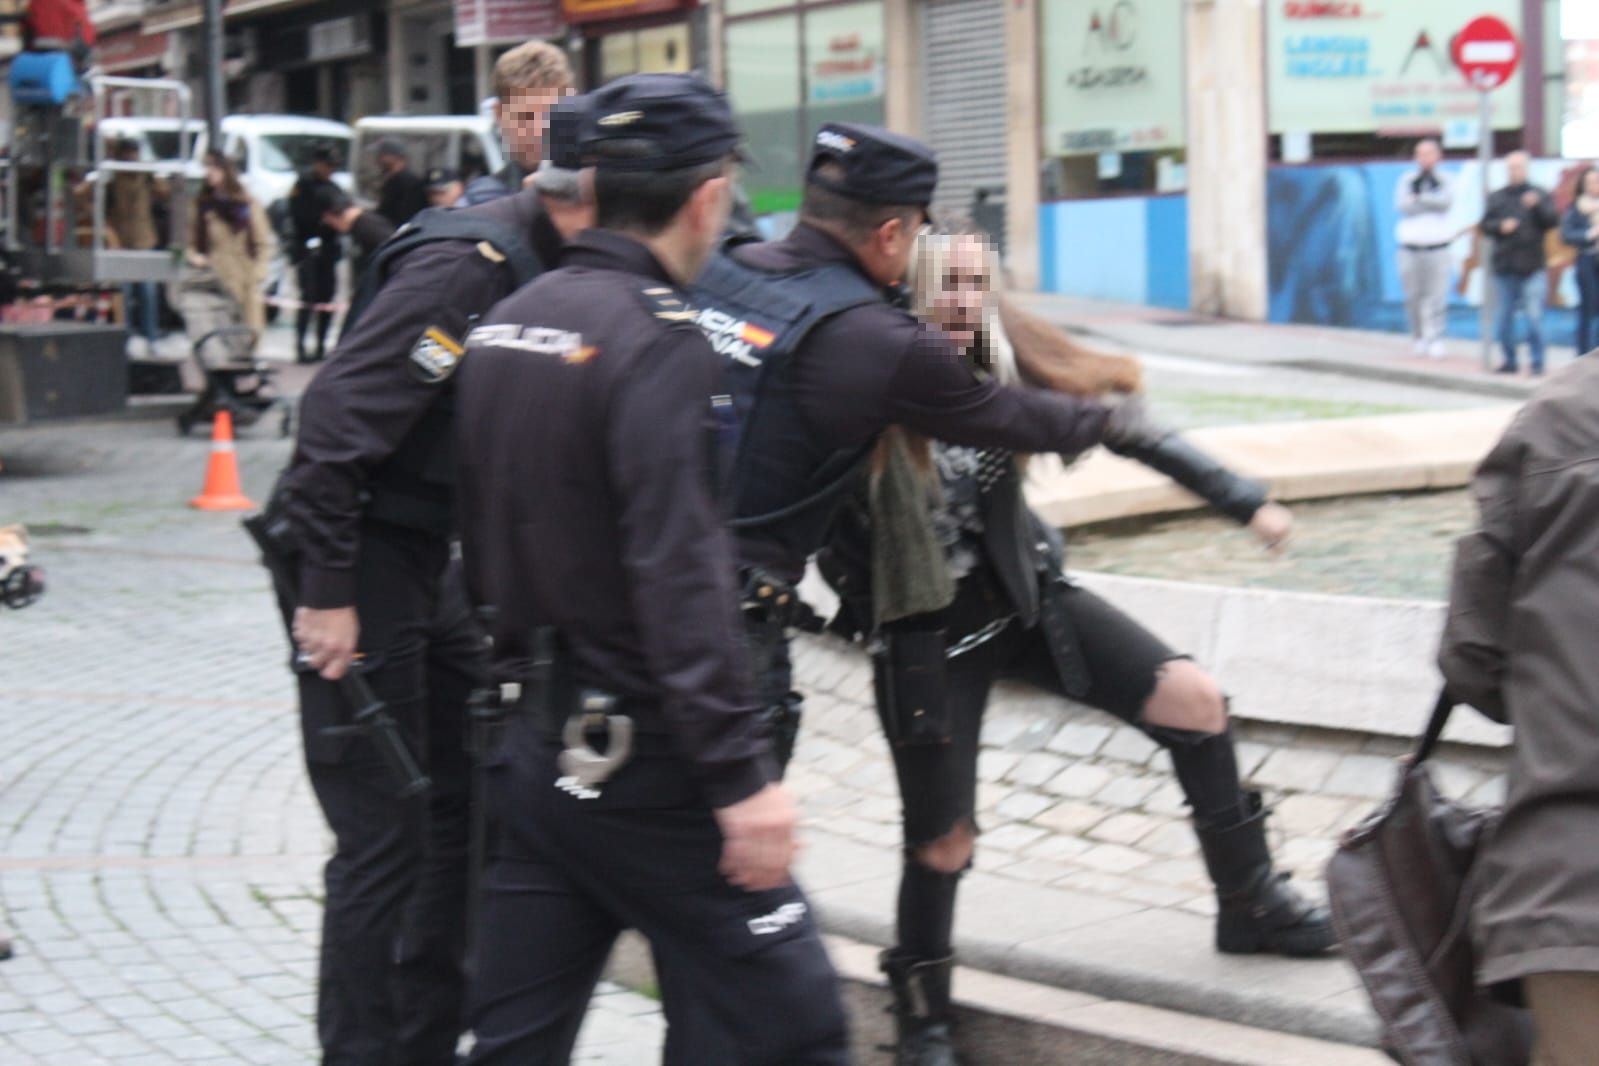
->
[[557, 690, 635, 792], [520, 626, 637, 794]]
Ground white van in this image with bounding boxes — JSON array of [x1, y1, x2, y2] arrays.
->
[[350, 115, 503, 203], [98, 113, 355, 210]]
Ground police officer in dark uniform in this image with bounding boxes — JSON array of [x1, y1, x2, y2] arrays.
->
[[453, 73, 849, 1066], [287, 146, 345, 364], [692, 125, 1120, 753], [688, 125, 1138, 1058], [264, 96, 594, 1066]]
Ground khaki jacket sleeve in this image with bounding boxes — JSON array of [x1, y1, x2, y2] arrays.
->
[[249, 199, 277, 280], [1438, 423, 1525, 723]]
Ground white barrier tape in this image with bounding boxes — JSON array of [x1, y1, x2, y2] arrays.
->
[[264, 295, 349, 313]]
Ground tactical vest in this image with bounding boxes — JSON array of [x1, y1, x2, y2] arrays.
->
[[356, 201, 546, 535], [687, 248, 884, 547]]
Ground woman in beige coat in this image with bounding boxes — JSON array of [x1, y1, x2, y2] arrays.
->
[[183, 150, 274, 336], [1440, 355, 1599, 1066]]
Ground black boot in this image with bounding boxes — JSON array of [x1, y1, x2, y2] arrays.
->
[[881, 949, 960, 1066], [1195, 792, 1337, 957]]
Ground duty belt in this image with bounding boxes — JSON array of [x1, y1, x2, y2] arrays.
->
[[520, 626, 634, 793]]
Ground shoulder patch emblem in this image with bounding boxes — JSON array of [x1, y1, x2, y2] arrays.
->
[[409, 327, 466, 384], [640, 285, 697, 324], [476, 241, 507, 264]]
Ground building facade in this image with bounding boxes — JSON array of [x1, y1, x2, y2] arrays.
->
[[83, 0, 1599, 334]]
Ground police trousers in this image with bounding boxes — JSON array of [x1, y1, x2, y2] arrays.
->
[[466, 713, 851, 1066], [282, 528, 483, 1066]]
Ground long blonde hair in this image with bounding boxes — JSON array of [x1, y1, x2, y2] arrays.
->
[[906, 228, 1143, 398]]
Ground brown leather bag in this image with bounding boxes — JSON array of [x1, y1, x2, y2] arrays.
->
[[1326, 692, 1533, 1065]]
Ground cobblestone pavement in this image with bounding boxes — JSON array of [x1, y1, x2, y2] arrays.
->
[[0, 421, 663, 1064], [1, 416, 1508, 1057]]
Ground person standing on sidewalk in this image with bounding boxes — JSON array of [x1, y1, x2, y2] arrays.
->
[[1560, 166, 1599, 357], [287, 146, 344, 364], [462, 41, 573, 206], [1438, 355, 1599, 1066], [1481, 151, 1559, 376], [1395, 138, 1455, 359], [454, 73, 850, 1065], [373, 140, 428, 229], [264, 86, 584, 1066]]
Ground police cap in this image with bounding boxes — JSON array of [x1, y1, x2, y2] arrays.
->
[[806, 123, 938, 208], [583, 73, 741, 172], [544, 92, 588, 171], [425, 167, 461, 189]]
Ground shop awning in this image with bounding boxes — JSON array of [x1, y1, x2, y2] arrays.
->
[[456, 0, 566, 47], [559, 0, 695, 26], [139, 0, 319, 33], [97, 28, 172, 73]]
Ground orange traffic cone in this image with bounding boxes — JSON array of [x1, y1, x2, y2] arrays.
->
[[189, 411, 255, 511]]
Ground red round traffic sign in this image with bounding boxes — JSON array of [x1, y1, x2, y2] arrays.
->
[[1452, 16, 1522, 91]]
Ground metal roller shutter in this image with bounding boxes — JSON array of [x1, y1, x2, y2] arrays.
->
[[920, 0, 1007, 222]]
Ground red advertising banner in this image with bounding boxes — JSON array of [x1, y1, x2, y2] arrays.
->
[[96, 29, 171, 72], [456, 0, 565, 47]]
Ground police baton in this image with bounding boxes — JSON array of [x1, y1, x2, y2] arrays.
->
[[243, 511, 432, 799]]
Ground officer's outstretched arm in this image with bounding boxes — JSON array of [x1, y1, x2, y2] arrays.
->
[[886, 326, 1113, 457]]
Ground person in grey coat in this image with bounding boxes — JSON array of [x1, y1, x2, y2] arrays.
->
[[1439, 355, 1599, 1066], [1395, 138, 1455, 358]]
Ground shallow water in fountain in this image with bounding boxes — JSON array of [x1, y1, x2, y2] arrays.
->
[[1066, 489, 1475, 601]]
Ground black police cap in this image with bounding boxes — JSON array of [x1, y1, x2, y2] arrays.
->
[[545, 92, 588, 171], [806, 123, 938, 208], [583, 73, 741, 172], [426, 167, 461, 189]]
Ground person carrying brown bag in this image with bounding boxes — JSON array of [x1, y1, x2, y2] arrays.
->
[[1439, 355, 1599, 1066]]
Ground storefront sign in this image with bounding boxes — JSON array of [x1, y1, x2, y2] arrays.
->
[[97, 29, 170, 73], [308, 15, 371, 62], [457, 0, 564, 46], [558, 0, 693, 26], [1041, 0, 1186, 155], [1267, 0, 1523, 134], [808, 27, 882, 104]]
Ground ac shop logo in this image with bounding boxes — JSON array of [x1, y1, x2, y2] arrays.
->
[[1085, 0, 1137, 53], [466, 324, 598, 364], [696, 308, 776, 367]]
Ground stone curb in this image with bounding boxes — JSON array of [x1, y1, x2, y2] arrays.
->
[[605, 931, 1386, 1064]]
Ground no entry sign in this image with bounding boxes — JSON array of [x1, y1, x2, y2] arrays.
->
[[1452, 16, 1522, 91]]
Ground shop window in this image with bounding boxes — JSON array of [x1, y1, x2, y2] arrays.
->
[[597, 22, 691, 83], [1263, 0, 1525, 163], [1560, 0, 1599, 157], [724, 0, 884, 215], [1038, 0, 1186, 199]]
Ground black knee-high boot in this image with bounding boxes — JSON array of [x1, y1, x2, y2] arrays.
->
[[295, 305, 312, 363], [884, 861, 963, 1066], [1154, 725, 1338, 957], [314, 309, 333, 361]]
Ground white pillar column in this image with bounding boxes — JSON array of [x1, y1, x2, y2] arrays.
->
[[1005, 0, 1041, 290], [1184, 0, 1268, 320]]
